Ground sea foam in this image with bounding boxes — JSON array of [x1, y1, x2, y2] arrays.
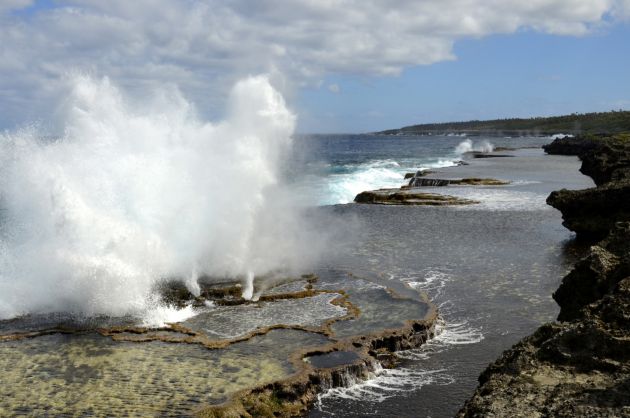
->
[[0, 75, 318, 321], [323, 158, 460, 205]]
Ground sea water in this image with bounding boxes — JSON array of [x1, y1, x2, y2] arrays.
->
[[297, 137, 594, 417], [0, 76, 594, 416], [288, 134, 552, 205]]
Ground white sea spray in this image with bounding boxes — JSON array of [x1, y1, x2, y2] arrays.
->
[[455, 139, 494, 154], [0, 75, 332, 321]]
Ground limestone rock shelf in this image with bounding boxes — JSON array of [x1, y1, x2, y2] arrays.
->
[[354, 188, 478, 206], [0, 272, 437, 417], [355, 153, 510, 206]]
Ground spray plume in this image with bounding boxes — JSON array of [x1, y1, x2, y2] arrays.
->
[[0, 75, 320, 321], [455, 139, 494, 154]]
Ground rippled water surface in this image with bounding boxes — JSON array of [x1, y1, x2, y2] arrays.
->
[[0, 329, 323, 416], [309, 145, 593, 417], [0, 134, 594, 417]]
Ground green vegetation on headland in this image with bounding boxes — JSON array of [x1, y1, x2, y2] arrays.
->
[[377, 110, 630, 136]]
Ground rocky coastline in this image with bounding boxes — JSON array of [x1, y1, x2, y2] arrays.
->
[[354, 163, 510, 206], [458, 134, 630, 417], [199, 311, 437, 418], [0, 274, 438, 417]]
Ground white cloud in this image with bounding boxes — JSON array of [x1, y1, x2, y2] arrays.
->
[[0, 0, 33, 14], [0, 0, 626, 127], [613, 0, 630, 17]]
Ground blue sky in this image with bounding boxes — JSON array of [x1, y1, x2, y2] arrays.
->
[[297, 24, 630, 133], [1, 1, 629, 133]]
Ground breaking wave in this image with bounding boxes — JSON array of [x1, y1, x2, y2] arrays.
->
[[324, 158, 460, 205], [315, 270, 483, 409], [315, 362, 454, 407], [0, 75, 325, 321], [396, 317, 484, 361]]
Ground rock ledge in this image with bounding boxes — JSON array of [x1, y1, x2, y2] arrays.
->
[[458, 134, 630, 417]]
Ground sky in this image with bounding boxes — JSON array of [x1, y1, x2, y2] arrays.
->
[[1, 0, 629, 133]]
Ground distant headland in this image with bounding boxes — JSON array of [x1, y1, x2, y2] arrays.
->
[[376, 110, 630, 137]]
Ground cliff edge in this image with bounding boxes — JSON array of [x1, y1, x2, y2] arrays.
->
[[458, 134, 630, 417]]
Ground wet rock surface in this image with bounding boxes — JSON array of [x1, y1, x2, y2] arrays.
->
[[354, 188, 478, 206], [547, 181, 630, 241], [578, 136, 630, 186], [458, 134, 630, 418], [542, 135, 601, 156], [0, 273, 437, 417], [407, 177, 510, 187], [546, 135, 630, 241], [470, 153, 515, 158], [356, 158, 510, 206]]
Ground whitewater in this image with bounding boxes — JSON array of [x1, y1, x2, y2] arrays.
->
[[0, 75, 324, 321], [292, 135, 499, 205], [0, 75, 598, 417]]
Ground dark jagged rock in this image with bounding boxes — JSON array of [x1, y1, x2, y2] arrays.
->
[[542, 135, 600, 155], [553, 223, 630, 322], [458, 316, 630, 417], [543, 133, 630, 186], [458, 133, 630, 418], [579, 140, 630, 186], [545, 134, 630, 241], [547, 181, 630, 241], [459, 224, 630, 418]]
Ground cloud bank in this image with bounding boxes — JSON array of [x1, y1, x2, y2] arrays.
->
[[0, 0, 629, 127]]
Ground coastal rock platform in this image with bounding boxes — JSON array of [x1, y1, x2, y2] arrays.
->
[[354, 150, 530, 206], [0, 272, 437, 417], [407, 177, 510, 187], [354, 188, 478, 205]]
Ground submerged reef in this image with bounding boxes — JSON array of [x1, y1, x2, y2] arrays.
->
[[0, 274, 437, 417], [458, 134, 630, 417]]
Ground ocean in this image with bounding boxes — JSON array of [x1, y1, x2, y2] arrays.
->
[[0, 126, 594, 416], [287, 134, 594, 417], [289, 134, 557, 205]]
